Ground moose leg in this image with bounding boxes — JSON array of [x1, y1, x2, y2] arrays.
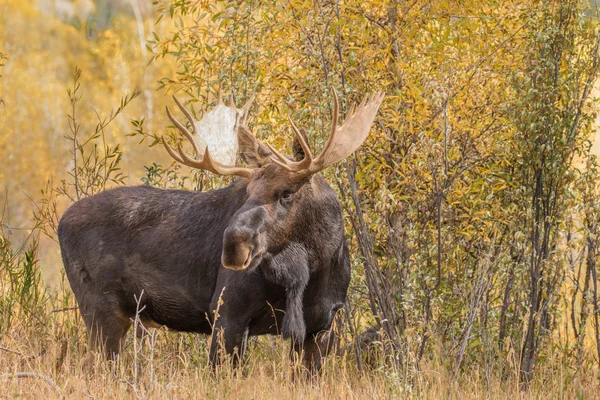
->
[[262, 244, 310, 344], [298, 329, 336, 373], [82, 308, 131, 359], [209, 316, 249, 368]]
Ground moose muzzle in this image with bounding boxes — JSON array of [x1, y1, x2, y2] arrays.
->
[[221, 205, 267, 270], [221, 228, 254, 270], [221, 248, 253, 270]]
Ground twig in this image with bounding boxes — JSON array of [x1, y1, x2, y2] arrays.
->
[[0, 223, 35, 232], [132, 290, 146, 387], [67, 67, 82, 201], [0, 372, 63, 398], [51, 306, 79, 313], [568, 28, 600, 145], [343, 303, 363, 374], [55, 340, 68, 372], [0, 345, 23, 356], [0, 345, 46, 364]]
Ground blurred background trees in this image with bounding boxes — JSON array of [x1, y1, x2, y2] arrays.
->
[[2, 0, 600, 388]]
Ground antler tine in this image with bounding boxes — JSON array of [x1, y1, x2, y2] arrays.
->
[[205, 147, 255, 178], [177, 142, 203, 168], [165, 106, 200, 157], [200, 147, 225, 175], [176, 142, 212, 170], [265, 142, 290, 163], [315, 87, 341, 165], [347, 102, 356, 120], [265, 88, 383, 177], [241, 94, 255, 115], [172, 96, 198, 135], [167, 96, 200, 156], [162, 137, 185, 164], [238, 94, 255, 127], [265, 115, 315, 171], [162, 136, 234, 177], [239, 94, 255, 126], [269, 155, 295, 172], [288, 116, 313, 162], [176, 143, 253, 178]]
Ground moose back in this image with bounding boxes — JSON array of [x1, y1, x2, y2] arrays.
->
[[58, 90, 384, 370]]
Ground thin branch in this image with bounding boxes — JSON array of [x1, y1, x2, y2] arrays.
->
[[568, 28, 600, 145], [51, 306, 79, 313], [0, 372, 63, 399], [0, 345, 23, 356]]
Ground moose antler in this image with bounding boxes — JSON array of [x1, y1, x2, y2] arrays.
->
[[266, 89, 385, 177], [163, 95, 255, 178]]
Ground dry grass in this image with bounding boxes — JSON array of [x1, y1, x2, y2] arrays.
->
[[0, 305, 598, 400], [0, 237, 597, 399]]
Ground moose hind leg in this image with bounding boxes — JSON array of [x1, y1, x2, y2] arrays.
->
[[83, 308, 131, 359]]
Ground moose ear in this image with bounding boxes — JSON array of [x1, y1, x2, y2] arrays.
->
[[237, 126, 273, 168], [292, 128, 309, 162]]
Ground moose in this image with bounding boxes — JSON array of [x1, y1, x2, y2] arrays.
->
[[58, 89, 384, 370]]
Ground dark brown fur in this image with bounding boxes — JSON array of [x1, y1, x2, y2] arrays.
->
[[58, 139, 350, 371]]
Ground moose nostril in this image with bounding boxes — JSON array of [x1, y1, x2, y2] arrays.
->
[[243, 248, 252, 267]]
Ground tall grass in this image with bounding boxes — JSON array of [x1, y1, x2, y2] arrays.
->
[[0, 251, 597, 399]]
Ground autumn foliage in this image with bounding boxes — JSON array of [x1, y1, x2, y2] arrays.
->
[[2, 0, 600, 397]]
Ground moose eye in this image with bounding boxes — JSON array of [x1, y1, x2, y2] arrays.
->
[[280, 190, 293, 201]]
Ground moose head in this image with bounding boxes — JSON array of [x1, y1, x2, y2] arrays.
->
[[162, 90, 385, 271]]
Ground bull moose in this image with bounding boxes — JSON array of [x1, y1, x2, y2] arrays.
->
[[58, 89, 384, 370]]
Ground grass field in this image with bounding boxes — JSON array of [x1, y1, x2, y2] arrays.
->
[[0, 271, 598, 400]]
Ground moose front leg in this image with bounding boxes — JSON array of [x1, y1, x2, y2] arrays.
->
[[261, 243, 310, 344], [300, 330, 335, 373], [283, 285, 307, 343], [209, 315, 249, 369], [208, 283, 254, 369]]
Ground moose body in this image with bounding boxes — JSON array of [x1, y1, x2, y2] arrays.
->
[[58, 90, 383, 370], [59, 173, 349, 368]]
